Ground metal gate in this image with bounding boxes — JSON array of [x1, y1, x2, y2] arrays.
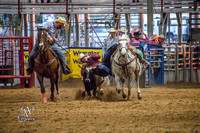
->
[[0, 37, 34, 88]]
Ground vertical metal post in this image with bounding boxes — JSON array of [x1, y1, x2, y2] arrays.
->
[[18, 0, 21, 18], [175, 44, 179, 82], [168, 14, 170, 43], [113, 0, 115, 16], [125, 14, 131, 33], [176, 13, 182, 43], [66, 0, 68, 15], [20, 38, 25, 88], [29, 36, 35, 87], [161, 47, 164, 84], [85, 14, 90, 47], [75, 14, 80, 47], [183, 44, 186, 82], [147, 0, 153, 37], [1, 39, 3, 75], [140, 13, 144, 33]]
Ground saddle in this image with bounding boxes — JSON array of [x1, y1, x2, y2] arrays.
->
[[33, 46, 59, 69]]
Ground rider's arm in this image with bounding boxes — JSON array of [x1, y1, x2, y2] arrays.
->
[[43, 22, 52, 38]]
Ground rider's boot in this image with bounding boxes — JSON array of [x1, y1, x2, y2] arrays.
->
[[60, 62, 72, 75], [135, 52, 150, 70], [26, 58, 34, 75]]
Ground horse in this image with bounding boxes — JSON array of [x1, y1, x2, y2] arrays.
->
[[82, 66, 110, 97], [111, 34, 143, 100], [34, 28, 59, 102]]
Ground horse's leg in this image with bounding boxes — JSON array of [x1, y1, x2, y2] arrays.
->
[[121, 78, 127, 99], [37, 75, 47, 102], [99, 85, 103, 95], [114, 75, 121, 93], [127, 78, 133, 101], [135, 73, 142, 100], [50, 78, 55, 101], [55, 73, 59, 94]]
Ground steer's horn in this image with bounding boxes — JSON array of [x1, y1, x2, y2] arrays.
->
[[21, 106, 24, 111], [30, 106, 34, 111]]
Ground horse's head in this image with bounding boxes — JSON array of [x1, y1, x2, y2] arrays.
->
[[37, 28, 48, 51], [118, 34, 130, 56], [84, 66, 96, 83]]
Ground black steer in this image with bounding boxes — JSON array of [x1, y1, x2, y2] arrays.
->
[[83, 66, 97, 97]]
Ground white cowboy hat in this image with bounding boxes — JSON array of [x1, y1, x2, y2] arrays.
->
[[55, 17, 67, 25], [108, 28, 117, 33], [79, 53, 85, 59], [118, 27, 126, 33], [159, 34, 166, 39]]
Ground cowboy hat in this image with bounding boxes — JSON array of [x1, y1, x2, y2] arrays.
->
[[118, 27, 126, 33], [159, 34, 166, 39], [55, 17, 67, 25], [78, 53, 87, 64], [108, 28, 117, 33], [134, 29, 141, 36]]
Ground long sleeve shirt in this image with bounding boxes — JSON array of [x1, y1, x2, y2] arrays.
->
[[130, 28, 149, 44], [105, 37, 118, 50], [43, 21, 62, 41]]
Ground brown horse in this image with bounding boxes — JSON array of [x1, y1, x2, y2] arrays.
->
[[34, 28, 59, 102]]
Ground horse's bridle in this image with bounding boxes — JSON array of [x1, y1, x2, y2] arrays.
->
[[35, 29, 57, 69], [114, 39, 137, 77]]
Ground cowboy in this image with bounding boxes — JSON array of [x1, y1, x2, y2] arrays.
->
[[150, 34, 166, 48], [26, 17, 72, 75], [102, 29, 150, 75], [104, 28, 118, 51], [78, 53, 110, 77], [158, 34, 166, 47], [116, 27, 126, 39], [130, 27, 149, 44]]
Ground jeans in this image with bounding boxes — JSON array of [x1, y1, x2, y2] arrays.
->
[[102, 43, 118, 70], [29, 42, 67, 66], [95, 63, 110, 77]]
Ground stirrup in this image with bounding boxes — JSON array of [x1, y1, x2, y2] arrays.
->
[[26, 66, 33, 75], [62, 65, 72, 75]]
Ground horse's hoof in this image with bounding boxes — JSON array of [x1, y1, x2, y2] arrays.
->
[[127, 98, 132, 101], [116, 88, 121, 93], [42, 97, 47, 102], [122, 93, 127, 99], [56, 91, 59, 94], [137, 94, 142, 100], [99, 89, 103, 96], [49, 97, 55, 101]]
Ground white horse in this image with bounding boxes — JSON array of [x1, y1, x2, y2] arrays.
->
[[111, 34, 143, 100]]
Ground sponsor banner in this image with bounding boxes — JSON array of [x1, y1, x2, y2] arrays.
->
[[62, 47, 102, 81]]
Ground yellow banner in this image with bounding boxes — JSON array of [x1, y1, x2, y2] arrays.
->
[[62, 47, 102, 81]]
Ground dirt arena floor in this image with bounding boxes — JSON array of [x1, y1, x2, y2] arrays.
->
[[0, 78, 200, 133]]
